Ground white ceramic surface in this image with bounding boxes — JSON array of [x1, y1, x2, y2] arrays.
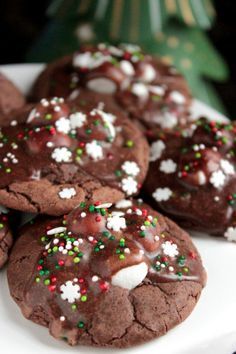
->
[[0, 64, 235, 354]]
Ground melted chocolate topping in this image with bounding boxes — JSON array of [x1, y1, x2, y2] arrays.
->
[[33, 43, 191, 130], [0, 97, 147, 198], [145, 117, 236, 238], [27, 200, 204, 336]]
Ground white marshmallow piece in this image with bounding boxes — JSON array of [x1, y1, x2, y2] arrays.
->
[[111, 262, 148, 290]]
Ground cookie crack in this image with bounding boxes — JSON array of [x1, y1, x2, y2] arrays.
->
[[5, 185, 41, 213]]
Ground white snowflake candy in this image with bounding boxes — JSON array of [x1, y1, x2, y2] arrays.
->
[[162, 241, 179, 258], [58, 187, 76, 199], [70, 112, 87, 129], [51, 147, 72, 163], [159, 159, 177, 174], [152, 187, 172, 202], [121, 176, 138, 196], [149, 140, 166, 161], [224, 226, 236, 242], [209, 170, 226, 188], [55, 117, 71, 134], [60, 281, 81, 303], [85, 140, 103, 160], [121, 161, 140, 177], [220, 159, 234, 175], [107, 212, 127, 232]]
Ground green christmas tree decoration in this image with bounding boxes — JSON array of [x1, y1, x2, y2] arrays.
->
[[28, 0, 228, 113]]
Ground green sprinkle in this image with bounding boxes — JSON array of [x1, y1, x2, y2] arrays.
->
[[89, 205, 95, 212], [35, 277, 40, 283], [119, 254, 125, 260], [115, 170, 122, 177], [77, 321, 84, 329], [125, 140, 134, 148], [44, 279, 50, 285], [81, 295, 87, 302], [45, 114, 52, 120], [74, 257, 80, 263]]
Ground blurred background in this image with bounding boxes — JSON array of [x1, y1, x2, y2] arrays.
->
[[0, 0, 235, 116]]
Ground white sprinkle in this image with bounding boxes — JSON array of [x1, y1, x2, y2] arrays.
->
[[47, 227, 66, 235]]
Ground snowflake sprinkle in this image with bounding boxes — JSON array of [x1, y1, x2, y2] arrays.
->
[[85, 140, 103, 160], [149, 140, 166, 161], [107, 212, 127, 232], [220, 159, 234, 175], [121, 176, 138, 196], [162, 241, 179, 258], [70, 112, 87, 129], [51, 147, 72, 163], [121, 161, 140, 176], [58, 187, 76, 199], [159, 159, 177, 174], [224, 226, 236, 242], [209, 170, 226, 188], [55, 117, 71, 134], [60, 281, 81, 303], [152, 187, 172, 202]]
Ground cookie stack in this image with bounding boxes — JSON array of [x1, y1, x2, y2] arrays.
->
[[4, 42, 235, 348]]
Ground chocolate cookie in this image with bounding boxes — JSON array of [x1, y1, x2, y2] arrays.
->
[[8, 199, 206, 348], [0, 96, 149, 215], [32, 43, 191, 130], [145, 117, 236, 239], [0, 205, 13, 269], [0, 72, 25, 116]]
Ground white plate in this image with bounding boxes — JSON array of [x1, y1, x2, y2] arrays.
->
[[0, 64, 236, 354]]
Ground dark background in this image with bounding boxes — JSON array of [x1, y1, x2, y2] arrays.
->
[[0, 0, 236, 117]]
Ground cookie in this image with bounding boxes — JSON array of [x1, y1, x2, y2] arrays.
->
[[8, 199, 206, 347], [0, 72, 25, 116], [0, 96, 149, 215], [145, 117, 236, 239], [31, 43, 191, 130], [0, 205, 13, 269]]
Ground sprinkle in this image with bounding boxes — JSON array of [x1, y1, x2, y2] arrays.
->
[[121, 161, 140, 176], [121, 176, 138, 195], [162, 241, 179, 258], [152, 187, 172, 202], [70, 112, 87, 128], [149, 140, 166, 161], [209, 170, 226, 189], [224, 226, 236, 242], [51, 147, 72, 163], [159, 159, 177, 174], [85, 140, 103, 160], [107, 212, 127, 232], [47, 227, 66, 235], [55, 117, 71, 134], [60, 281, 81, 303], [58, 187, 76, 199]]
